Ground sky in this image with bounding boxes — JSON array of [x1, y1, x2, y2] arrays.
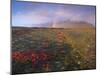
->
[[12, 0, 96, 27]]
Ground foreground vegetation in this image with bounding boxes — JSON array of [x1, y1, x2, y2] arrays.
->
[[12, 27, 96, 74]]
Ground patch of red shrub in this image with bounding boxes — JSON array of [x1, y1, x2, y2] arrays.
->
[[12, 50, 53, 64]]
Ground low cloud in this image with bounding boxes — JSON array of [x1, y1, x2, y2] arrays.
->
[[12, 8, 96, 27]]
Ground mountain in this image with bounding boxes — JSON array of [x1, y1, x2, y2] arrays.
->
[[52, 21, 94, 28], [12, 21, 94, 29]]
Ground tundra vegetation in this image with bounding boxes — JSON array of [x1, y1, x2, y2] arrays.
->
[[12, 27, 96, 74]]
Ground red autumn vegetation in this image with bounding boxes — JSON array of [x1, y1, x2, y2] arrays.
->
[[12, 50, 53, 64]]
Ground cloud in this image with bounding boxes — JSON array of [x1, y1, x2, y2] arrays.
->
[[12, 7, 96, 27], [12, 10, 51, 27]]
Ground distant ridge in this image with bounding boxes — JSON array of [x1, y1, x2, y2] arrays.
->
[[12, 21, 94, 29], [52, 21, 94, 28]]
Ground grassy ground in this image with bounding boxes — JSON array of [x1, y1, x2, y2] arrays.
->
[[12, 27, 96, 74]]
